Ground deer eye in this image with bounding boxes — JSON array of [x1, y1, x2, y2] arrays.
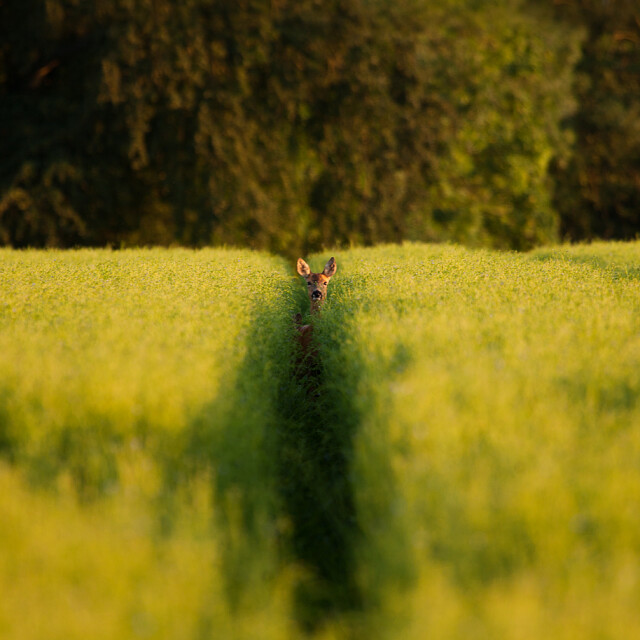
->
[[323, 282, 328, 286], [307, 282, 312, 286]]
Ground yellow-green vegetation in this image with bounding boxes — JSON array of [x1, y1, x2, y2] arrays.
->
[[2, 243, 640, 639], [313, 241, 640, 638], [0, 248, 298, 639]]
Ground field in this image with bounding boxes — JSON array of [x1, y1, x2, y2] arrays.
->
[[0, 249, 298, 639], [1, 243, 639, 638]]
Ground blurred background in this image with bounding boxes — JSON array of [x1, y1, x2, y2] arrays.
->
[[1, 0, 638, 257]]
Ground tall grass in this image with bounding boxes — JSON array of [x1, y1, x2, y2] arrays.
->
[[314, 242, 640, 638], [3, 243, 640, 638], [0, 248, 298, 639]]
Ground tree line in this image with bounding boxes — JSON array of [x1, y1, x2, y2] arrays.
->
[[1, 0, 638, 255]]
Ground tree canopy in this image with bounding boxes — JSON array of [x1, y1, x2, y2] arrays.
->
[[1, 0, 638, 253]]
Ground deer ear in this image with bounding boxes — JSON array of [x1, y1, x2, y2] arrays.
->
[[297, 258, 311, 277], [323, 257, 337, 278]]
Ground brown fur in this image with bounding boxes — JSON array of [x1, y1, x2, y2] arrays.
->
[[294, 257, 337, 369]]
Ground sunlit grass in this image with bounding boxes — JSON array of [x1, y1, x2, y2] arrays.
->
[[314, 241, 640, 638], [2, 243, 640, 638], [0, 248, 298, 639]]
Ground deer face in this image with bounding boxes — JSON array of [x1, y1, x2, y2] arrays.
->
[[297, 257, 337, 310]]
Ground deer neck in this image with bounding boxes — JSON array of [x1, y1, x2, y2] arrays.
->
[[310, 300, 323, 316]]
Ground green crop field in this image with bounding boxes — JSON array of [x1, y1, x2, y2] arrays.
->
[[0, 249, 299, 639], [1, 243, 639, 639]]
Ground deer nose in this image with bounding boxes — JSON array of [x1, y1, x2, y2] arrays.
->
[[311, 290, 323, 300]]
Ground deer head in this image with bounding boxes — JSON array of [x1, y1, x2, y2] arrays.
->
[[296, 257, 337, 313]]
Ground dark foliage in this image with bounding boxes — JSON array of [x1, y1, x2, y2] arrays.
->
[[4, 1, 635, 252], [551, 0, 640, 242]]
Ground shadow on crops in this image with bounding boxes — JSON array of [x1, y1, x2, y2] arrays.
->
[[160, 293, 293, 612], [141, 255, 379, 634], [275, 303, 363, 633], [0, 407, 121, 504], [160, 283, 364, 632]]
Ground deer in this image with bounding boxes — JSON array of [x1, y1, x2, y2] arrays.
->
[[294, 257, 337, 370]]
